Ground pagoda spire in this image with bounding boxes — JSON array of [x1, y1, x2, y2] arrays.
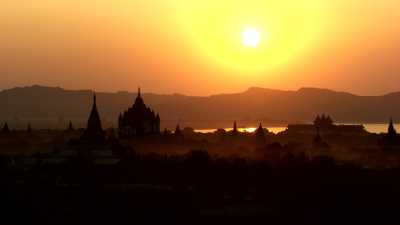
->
[[255, 123, 266, 144], [232, 121, 239, 136], [254, 123, 264, 134], [67, 121, 74, 132], [2, 122, 10, 133], [175, 124, 182, 135], [88, 93, 102, 130], [134, 87, 144, 106], [81, 93, 105, 143], [388, 117, 397, 138]]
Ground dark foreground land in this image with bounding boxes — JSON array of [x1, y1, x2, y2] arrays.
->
[[1, 152, 400, 225]]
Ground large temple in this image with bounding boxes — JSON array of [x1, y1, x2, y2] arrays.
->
[[287, 114, 367, 135], [118, 88, 160, 137]]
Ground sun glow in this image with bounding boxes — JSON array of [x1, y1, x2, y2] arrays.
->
[[242, 28, 261, 48], [177, 0, 324, 73]]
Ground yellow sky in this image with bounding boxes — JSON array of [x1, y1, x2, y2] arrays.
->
[[0, 1, 399, 95]]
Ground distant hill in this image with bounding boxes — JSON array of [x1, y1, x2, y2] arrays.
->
[[0, 85, 398, 129]]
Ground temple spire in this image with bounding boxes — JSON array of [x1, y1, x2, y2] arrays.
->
[[175, 124, 182, 135], [254, 123, 264, 134], [255, 123, 266, 144], [67, 121, 74, 132], [232, 121, 238, 136], [88, 93, 102, 130], [134, 87, 144, 106], [2, 122, 10, 133], [81, 93, 105, 143], [388, 117, 397, 138]]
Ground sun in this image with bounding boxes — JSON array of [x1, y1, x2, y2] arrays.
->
[[177, 0, 324, 73], [242, 28, 260, 48]]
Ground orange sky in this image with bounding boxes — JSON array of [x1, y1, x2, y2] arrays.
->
[[0, 0, 399, 95]]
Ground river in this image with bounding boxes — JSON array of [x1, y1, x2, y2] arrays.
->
[[195, 123, 394, 134]]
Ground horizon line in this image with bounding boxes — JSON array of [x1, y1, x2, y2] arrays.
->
[[0, 84, 399, 98]]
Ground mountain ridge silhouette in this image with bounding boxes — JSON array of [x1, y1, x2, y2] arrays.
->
[[0, 85, 399, 128]]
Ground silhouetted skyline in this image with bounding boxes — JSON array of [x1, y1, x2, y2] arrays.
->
[[1, 2, 400, 223], [2, 85, 400, 131]]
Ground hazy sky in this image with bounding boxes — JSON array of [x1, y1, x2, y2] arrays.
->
[[0, 0, 399, 95]]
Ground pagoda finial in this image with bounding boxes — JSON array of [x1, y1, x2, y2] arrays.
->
[[2, 122, 10, 133], [138, 87, 141, 97], [175, 124, 181, 135], [232, 121, 238, 135], [388, 117, 397, 136], [82, 92, 105, 142]]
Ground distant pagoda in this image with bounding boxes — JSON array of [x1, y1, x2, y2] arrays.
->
[[287, 114, 366, 135], [66, 121, 75, 132], [174, 124, 182, 136], [255, 123, 267, 144], [80, 94, 106, 143], [314, 114, 334, 129], [379, 117, 400, 148], [387, 118, 397, 141], [118, 88, 160, 137], [232, 121, 239, 136], [2, 122, 10, 133]]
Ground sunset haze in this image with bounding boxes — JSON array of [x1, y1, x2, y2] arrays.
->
[[1, 0, 399, 95]]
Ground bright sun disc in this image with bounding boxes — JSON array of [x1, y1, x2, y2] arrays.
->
[[178, 0, 323, 72], [242, 28, 260, 47]]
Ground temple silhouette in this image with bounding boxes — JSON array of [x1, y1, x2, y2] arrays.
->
[[254, 123, 267, 145], [2, 122, 10, 133], [79, 94, 106, 144], [118, 88, 160, 137], [313, 114, 334, 128], [379, 118, 400, 148], [287, 114, 367, 135], [3, 88, 400, 224], [56, 93, 127, 161], [312, 127, 331, 154], [232, 121, 239, 136]]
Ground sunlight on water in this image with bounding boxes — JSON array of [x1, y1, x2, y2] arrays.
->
[[363, 123, 393, 134], [195, 124, 398, 134], [195, 126, 287, 134]]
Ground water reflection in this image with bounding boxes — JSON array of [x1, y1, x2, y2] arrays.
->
[[195, 123, 399, 134], [195, 127, 286, 134]]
